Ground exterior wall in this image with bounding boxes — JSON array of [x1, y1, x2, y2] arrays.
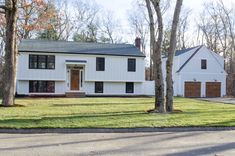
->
[[17, 53, 145, 82], [17, 80, 66, 95], [16, 46, 227, 97], [142, 81, 155, 95], [178, 73, 226, 97], [177, 46, 227, 97], [17, 52, 145, 95], [143, 46, 227, 97], [83, 82, 143, 95]]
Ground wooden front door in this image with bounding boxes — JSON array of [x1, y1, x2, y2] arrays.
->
[[70, 70, 80, 90], [184, 82, 201, 98], [206, 82, 221, 97]]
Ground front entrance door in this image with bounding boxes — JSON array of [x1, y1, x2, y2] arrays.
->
[[70, 70, 80, 90]]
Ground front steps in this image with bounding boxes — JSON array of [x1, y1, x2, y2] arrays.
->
[[65, 92, 86, 98]]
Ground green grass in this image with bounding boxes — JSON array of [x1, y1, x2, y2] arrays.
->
[[0, 97, 235, 128]]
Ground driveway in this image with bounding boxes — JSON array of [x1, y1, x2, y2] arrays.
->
[[198, 98, 235, 104], [0, 131, 235, 156]]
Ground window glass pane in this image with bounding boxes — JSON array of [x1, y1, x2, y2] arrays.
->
[[95, 82, 103, 93], [29, 81, 55, 93], [81, 71, 83, 88], [38, 55, 47, 69], [29, 55, 38, 69], [29, 81, 38, 93], [201, 59, 207, 69], [47, 56, 55, 69], [126, 82, 134, 93], [96, 57, 105, 71], [47, 81, 55, 93], [128, 59, 136, 72]]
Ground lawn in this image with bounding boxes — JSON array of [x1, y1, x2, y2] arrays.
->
[[0, 97, 235, 128]]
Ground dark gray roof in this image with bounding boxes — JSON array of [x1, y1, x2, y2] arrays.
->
[[175, 46, 201, 56], [19, 40, 145, 57], [176, 45, 203, 73]]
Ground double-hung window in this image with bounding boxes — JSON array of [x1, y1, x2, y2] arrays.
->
[[128, 58, 136, 72], [96, 57, 105, 71]]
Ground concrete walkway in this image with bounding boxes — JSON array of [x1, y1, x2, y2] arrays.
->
[[0, 131, 235, 156], [198, 98, 235, 104]]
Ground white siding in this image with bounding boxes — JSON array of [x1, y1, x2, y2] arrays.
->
[[17, 53, 145, 82], [17, 53, 66, 81], [178, 73, 226, 97], [83, 82, 143, 95], [17, 80, 66, 95], [143, 46, 227, 97], [17, 52, 145, 95]]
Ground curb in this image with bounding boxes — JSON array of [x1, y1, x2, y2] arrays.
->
[[1, 127, 235, 134]]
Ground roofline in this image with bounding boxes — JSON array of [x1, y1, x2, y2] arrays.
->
[[176, 45, 203, 73], [18, 50, 146, 58]]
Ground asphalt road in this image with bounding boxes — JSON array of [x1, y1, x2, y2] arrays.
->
[[0, 131, 235, 156]]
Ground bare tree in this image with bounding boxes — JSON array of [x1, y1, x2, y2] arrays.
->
[[128, 1, 148, 55], [0, 0, 18, 106], [177, 8, 191, 50], [100, 10, 123, 43], [72, 0, 100, 42], [146, 0, 165, 113], [165, 0, 183, 112]]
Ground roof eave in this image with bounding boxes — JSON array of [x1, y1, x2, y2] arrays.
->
[[18, 50, 146, 58]]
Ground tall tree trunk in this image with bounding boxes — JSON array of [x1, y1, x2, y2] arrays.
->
[[165, 0, 183, 112], [147, 0, 165, 113], [2, 0, 18, 106]]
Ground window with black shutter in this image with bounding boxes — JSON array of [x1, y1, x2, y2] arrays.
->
[[201, 59, 207, 69], [95, 82, 103, 93], [128, 58, 136, 72], [126, 82, 134, 93], [29, 81, 55, 93], [96, 57, 105, 71]]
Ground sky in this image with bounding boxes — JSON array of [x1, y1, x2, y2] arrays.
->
[[95, 0, 234, 42], [93, 0, 234, 64]]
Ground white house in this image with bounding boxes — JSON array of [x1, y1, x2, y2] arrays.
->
[[16, 40, 227, 98], [161, 45, 227, 98], [16, 39, 146, 97]]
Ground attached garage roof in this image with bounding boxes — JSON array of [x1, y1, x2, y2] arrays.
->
[[19, 39, 145, 57]]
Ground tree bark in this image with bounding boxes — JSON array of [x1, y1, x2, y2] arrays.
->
[[2, 0, 18, 106], [147, 0, 165, 113], [165, 0, 183, 112]]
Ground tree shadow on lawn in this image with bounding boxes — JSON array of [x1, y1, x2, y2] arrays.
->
[[0, 111, 148, 128], [51, 102, 153, 107]]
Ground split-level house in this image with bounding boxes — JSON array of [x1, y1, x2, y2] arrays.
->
[[16, 39, 146, 97], [16, 40, 227, 98]]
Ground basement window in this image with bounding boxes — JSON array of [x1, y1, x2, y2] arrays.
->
[[126, 82, 134, 93], [95, 82, 103, 93], [29, 81, 55, 93]]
